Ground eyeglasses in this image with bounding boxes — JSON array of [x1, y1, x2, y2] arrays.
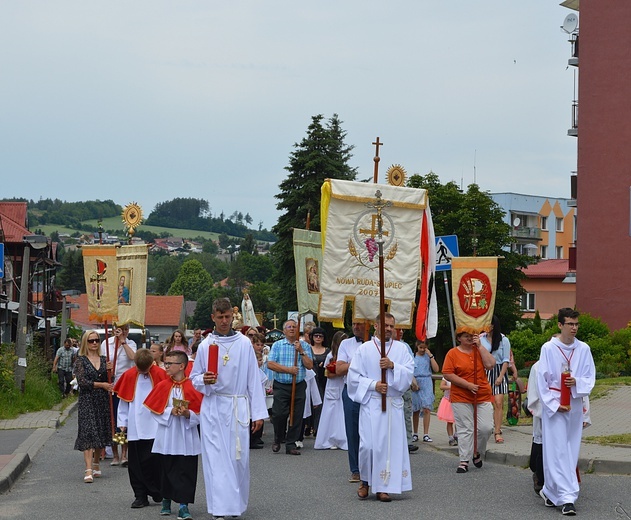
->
[[87, 338, 100, 344], [164, 362, 184, 368]]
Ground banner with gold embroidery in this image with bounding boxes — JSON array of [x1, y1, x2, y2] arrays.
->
[[293, 228, 322, 316], [82, 245, 119, 323], [451, 257, 498, 334], [116, 245, 148, 327], [319, 179, 437, 336]]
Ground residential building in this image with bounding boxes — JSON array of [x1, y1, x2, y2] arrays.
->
[[559, 1, 631, 330], [69, 293, 186, 343], [520, 259, 576, 320], [0, 202, 60, 350], [490, 193, 576, 259]]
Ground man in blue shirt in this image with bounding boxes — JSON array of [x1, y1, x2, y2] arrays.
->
[[267, 320, 314, 455]]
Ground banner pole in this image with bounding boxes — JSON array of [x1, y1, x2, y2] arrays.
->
[[443, 271, 456, 347]]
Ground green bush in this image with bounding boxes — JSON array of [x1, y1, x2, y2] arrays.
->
[[576, 314, 610, 342]]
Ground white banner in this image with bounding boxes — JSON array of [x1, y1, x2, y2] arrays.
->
[[320, 179, 436, 333]]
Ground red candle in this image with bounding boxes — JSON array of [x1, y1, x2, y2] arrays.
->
[[208, 344, 219, 374], [560, 369, 571, 406]]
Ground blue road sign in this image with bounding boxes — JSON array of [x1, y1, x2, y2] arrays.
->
[[435, 235, 459, 272], [0, 243, 4, 278]]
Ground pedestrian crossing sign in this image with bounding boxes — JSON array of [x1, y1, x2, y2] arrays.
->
[[435, 235, 459, 272]]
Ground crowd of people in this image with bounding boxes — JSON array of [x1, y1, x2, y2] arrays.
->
[[68, 306, 594, 517]]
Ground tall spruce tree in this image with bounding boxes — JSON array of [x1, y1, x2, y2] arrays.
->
[[271, 114, 357, 313]]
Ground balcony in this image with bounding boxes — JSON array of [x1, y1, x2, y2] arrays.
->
[[512, 226, 542, 240], [568, 100, 578, 137]]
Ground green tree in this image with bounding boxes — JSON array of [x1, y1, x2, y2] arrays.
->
[[55, 249, 86, 292], [151, 255, 184, 295], [271, 114, 357, 312], [407, 172, 533, 355], [241, 233, 256, 255], [202, 240, 219, 255], [168, 259, 214, 301], [193, 253, 229, 283]]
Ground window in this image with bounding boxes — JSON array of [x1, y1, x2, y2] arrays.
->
[[521, 293, 535, 311], [541, 216, 548, 230], [540, 245, 547, 258], [556, 246, 563, 258], [556, 217, 564, 232]]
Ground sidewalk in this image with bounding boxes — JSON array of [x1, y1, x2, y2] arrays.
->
[[0, 401, 77, 494], [422, 385, 631, 475], [1, 387, 630, 494]]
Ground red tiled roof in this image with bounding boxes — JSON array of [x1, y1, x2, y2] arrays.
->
[[521, 259, 569, 278], [68, 294, 184, 328], [0, 202, 30, 243]]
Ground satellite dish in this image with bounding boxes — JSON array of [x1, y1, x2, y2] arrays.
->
[[513, 217, 521, 227], [561, 13, 579, 34]]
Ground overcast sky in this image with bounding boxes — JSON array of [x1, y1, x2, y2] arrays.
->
[[1, 1, 577, 231]]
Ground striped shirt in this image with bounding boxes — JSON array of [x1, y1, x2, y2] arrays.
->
[[268, 337, 313, 384]]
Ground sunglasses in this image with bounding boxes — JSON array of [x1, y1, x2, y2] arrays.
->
[[312, 334, 324, 338], [87, 338, 100, 344], [164, 362, 184, 368]]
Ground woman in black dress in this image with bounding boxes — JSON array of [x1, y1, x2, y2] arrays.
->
[[307, 327, 330, 436], [74, 330, 114, 482]]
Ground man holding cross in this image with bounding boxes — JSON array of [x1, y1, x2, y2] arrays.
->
[[347, 312, 414, 502]]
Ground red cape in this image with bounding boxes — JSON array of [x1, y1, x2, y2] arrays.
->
[[144, 377, 203, 415], [114, 365, 168, 403]]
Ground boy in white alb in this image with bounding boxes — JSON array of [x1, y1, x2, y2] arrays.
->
[[145, 350, 202, 520]]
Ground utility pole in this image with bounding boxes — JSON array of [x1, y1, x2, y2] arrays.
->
[[15, 245, 30, 392]]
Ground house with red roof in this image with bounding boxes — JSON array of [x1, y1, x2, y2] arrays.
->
[[0, 202, 60, 346], [520, 259, 576, 320], [68, 293, 186, 343]]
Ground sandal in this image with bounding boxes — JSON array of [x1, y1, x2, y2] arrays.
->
[[456, 461, 469, 473], [92, 463, 101, 478], [84, 469, 94, 483], [473, 452, 483, 468], [494, 432, 504, 444]]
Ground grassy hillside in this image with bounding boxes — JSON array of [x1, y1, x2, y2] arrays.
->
[[37, 217, 223, 241]]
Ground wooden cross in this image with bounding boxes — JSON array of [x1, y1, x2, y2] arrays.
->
[[272, 314, 279, 329], [373, 137, 383, 183]]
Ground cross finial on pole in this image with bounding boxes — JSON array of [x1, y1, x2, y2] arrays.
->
[[372, 137, 383, 183]]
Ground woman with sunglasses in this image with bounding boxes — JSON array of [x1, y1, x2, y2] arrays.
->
[[73, 330, 114, 483], [304, 327, 329, 437]]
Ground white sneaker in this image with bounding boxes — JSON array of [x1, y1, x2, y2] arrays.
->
[[412, 434, 419, 442], [423, 434, 433, 443]]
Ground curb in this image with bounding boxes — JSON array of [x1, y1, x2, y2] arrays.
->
[[0, 402, 77, 494]]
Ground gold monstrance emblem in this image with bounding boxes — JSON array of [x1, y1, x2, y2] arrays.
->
[[386, 164, 407, 187], [121, 202, 143, 240]]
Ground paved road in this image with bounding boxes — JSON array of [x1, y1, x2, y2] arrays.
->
[[2, 409, 631, 520]]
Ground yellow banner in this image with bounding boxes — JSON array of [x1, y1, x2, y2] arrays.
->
[[116, 245, 148, 327], [293, 229, 322, 315], [82, 245, 119, 323], [451, 257, 498, 334]]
